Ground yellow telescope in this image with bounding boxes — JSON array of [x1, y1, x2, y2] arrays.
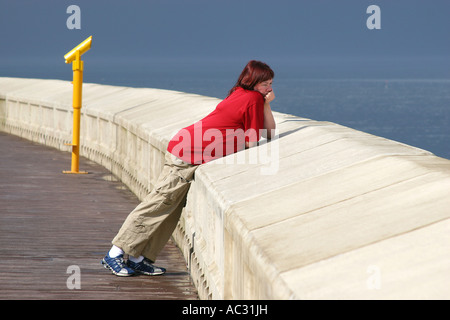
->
[[64, 36, 92, 64], [63, 36, 92, 174]]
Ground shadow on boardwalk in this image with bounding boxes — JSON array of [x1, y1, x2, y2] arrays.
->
[[0, 132, 198, 300]]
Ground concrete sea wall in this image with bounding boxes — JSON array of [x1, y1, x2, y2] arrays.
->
[[1, 77, 449, 299]]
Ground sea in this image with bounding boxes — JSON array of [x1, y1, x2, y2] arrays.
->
[[1, 57, 449, 159]]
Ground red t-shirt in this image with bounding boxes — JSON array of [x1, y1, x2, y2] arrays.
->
[[167, 87, 265, 164]]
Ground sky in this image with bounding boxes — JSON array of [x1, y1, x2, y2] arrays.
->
[[0, 0, 449, 65]]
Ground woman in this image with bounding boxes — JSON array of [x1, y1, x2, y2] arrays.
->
[[102, 60, 276, 276]]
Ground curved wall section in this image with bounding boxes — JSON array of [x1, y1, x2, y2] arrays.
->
[[1, 77, 449, 299]]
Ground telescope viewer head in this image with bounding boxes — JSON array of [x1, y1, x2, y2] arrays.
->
[[64, 36, 92, 64]]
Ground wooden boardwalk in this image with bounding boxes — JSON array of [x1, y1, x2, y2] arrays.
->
[[0, 132, 198, 300]]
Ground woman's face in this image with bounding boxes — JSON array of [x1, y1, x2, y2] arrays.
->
[[254, 79, 273, 96]]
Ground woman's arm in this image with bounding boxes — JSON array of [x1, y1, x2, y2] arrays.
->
[[245, 91, 276, 148], [262, 91, 276, 139]]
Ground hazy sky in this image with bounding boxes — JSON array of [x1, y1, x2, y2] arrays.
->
[[1, 0, 449, 64]]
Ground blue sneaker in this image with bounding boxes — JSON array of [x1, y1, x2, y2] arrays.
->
[[101, 254, 136, 277], [127, 258, 166, 276]]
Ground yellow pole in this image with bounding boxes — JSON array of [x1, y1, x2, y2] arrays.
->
[[63, 36, 92, 174]]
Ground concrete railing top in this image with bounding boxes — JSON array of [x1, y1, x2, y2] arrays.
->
[[1, 77, 449, 299]]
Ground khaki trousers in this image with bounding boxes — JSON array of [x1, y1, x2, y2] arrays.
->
[[112, 152, 197, 262]]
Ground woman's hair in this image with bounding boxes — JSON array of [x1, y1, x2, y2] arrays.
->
[[228, 60, 274, 96]]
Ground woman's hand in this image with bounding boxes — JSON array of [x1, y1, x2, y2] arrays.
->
[[264, 91, 275, 103], [262, 90, 276, 139]]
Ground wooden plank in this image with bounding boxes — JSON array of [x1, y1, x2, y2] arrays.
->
[[0, 132, 198, 300]]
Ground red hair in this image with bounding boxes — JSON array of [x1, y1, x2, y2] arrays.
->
[[228, 60, 274, 96]]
